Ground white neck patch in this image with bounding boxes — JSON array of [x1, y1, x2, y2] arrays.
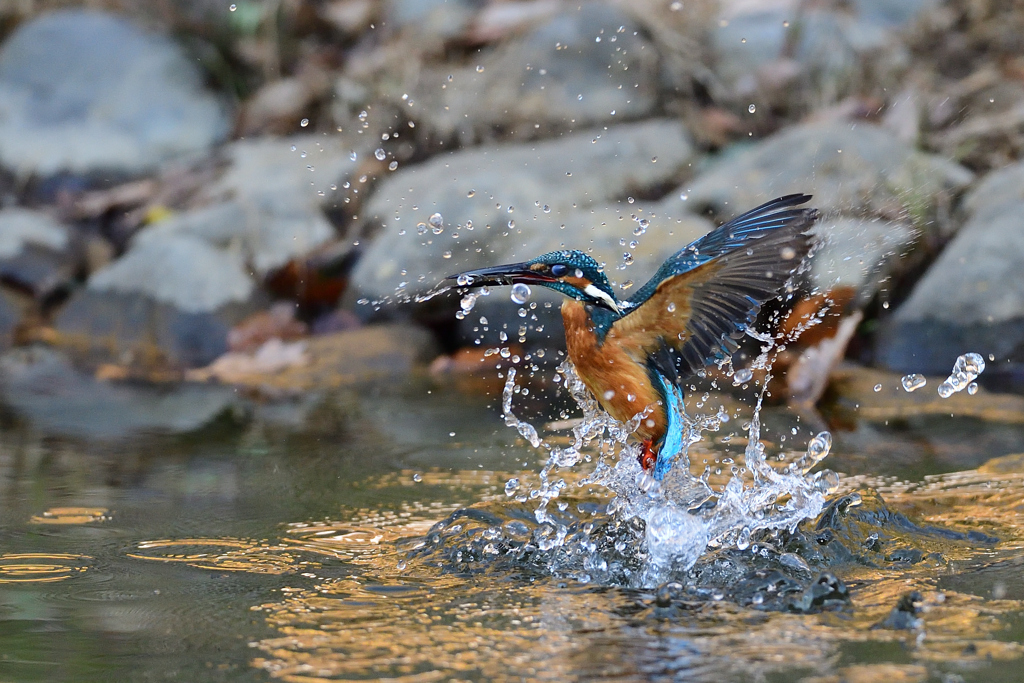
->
[[583, 283, 620, 313]]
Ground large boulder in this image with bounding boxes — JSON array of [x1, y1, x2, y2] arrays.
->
[[54, 234, 258, 370], [350, 119, 702, 342], [659, 121, 973, 301], [877, 162, 1024, 377], [0, 10, 229, 177]]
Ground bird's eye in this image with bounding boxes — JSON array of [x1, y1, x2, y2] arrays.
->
[[550, 264, 569, 277]]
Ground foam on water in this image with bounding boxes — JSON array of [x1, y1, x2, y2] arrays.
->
[[500, 360, 839, 587]]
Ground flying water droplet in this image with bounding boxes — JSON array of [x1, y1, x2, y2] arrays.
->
[[416, 222, 428, 235], [456, 274, 472, 286], [429, 213, 444, 233], [374, 148, 386, 161], [467, 189, 476, 197], [732, 368, 753, 385], [967, 382, 979, 395], [938, 352, 985, 398], [873, 383, 882, 392], [389, 161, 398, 171], [901, 374, 926, 392], [300, 118, 309, 127], [504, 478, 520, 496], [510, 283, 531, 305], [229, 3, 237, 10], [748, 104, 756, 114], [667, 302, 676, 312], [349, 151, 358, 161]]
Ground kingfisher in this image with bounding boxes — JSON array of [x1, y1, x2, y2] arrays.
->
[[449, 195, 818, 479]]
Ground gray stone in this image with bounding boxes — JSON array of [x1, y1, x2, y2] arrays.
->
[[877, 200, 1024, 375], [385, 0, 477, 41], [0, 10, 229, 177], [89, 234, 254, 314], [0, 208, 77, 297], [0, 346, 241, 439], [165, 135, 360, 274], [713, 0, 936, 101], [410, 3, 659, 140], [53, 234, 258, 369], [666, 121, 973, 221], [351, 119, 697, 336], [961, 160, 1024, 221]]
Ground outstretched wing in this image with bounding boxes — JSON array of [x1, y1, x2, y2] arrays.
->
[[613, 194, 817, 383]]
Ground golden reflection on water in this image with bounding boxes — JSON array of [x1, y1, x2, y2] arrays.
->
[[0, 553, 91, 583], [128, 539, 321, 575], [236, 457, 1024, 682], [29, 506, 109, 524]]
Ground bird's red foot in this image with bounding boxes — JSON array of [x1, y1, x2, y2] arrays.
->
[[639, 439, 657, 473]]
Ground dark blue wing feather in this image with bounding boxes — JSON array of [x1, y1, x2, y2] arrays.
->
[[617, 194, 817, 382]]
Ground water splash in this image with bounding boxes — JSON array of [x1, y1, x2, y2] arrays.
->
[[937, 352, 985, 398], [493, 360, 838, 586]]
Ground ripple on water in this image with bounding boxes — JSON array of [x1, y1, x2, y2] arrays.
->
[[29, 507, 109, 525], [0, 553, 92, 583], [128, 539, 317, 575]]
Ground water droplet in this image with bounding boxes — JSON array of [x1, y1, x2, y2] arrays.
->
[[937, 352, 986, 398], [442, 250, 452, 259], [229, 3, 236, 10], [542, 205, 551, 213], [873, 383, 882, 392], [667, 302, 676, 312], [389, 161, 398, 171], [300, 118, 309, 127], [670, 1, 682, 10], [901, 374, 926, 392], [732, 368, 753, 385], [416, 222, 428, 235], [781, 246, 796, 260], [412, 473, 423, 482], [619, 280, 633, 290], [397, 560, 407, 570], [374, 148, 386, 161], [504, 478, 520, 496], [456, 274, 472, 286], [349, 151, 358, 161], [476, 65, 485, 73], [967, 382, 979, 395], [748, 104, 756, 114], [622, 253, 633, 265], [429, 213, 444, 233], [467, 189, 476, 197], [510, 283, 531, 305], [602, 389, 616, 400]]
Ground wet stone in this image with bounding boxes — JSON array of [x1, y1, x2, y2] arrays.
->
[[877, 199, 1024, 377], [0, 10, 229, 177]]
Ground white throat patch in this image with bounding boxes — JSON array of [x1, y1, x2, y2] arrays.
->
[[583, 283, 620, 313]]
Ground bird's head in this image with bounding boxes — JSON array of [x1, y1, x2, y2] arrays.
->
[[449, 250, 620, 313]]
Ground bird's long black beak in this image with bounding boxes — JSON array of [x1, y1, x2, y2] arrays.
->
[[447, 262, 554, 287]]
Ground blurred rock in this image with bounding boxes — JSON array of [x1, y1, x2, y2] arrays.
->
[[0, 10, 228, 177], [385, 0, 477, 43], [320, 0, 376, 35], [669, 121, 972, 221], [712, 0, 936, 104], [53, 234, 258, 369], [660, 121, 972, 306], [351, 119, 703, 340], [0, 208, 77, 298], [189, 323, 435, 395], [0, 346, 241, 439], [960, 160, 1024, 219], [877, 198, 1024, 376], [146, 134, 360, 276], [0, 288, 23, 351], [467, 1, 560, 43], [411, 3, 659, 140]]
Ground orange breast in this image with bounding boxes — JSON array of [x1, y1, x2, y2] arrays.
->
[[561, 300, 666, 443]]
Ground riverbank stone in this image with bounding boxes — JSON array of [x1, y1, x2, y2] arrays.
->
[[0, 10, 229, 177], [0, 208, 77, 298], [53, 233, 258, 370], [351, 119, 697, 341], [876, 198, 1024, 378]]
